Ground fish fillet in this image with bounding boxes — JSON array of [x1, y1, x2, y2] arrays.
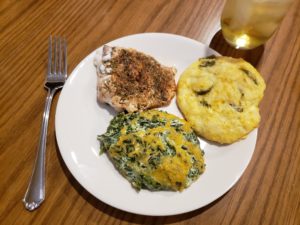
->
[[94, 45, 176, 112]]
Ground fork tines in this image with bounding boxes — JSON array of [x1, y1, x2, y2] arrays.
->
[[47, 36, 67, 82]]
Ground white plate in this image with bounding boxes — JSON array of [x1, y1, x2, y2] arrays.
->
[[55, 33, 257, 216]]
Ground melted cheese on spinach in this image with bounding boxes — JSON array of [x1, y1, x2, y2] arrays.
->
[[98, 110, 205, 191]]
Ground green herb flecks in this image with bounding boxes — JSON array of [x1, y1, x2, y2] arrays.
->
[[240, 68, 258, 85]]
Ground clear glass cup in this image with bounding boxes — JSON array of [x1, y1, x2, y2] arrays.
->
[[221, 0, 293, 49]]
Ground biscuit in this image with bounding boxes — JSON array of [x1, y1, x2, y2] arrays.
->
[[177, 56, 266, 144]]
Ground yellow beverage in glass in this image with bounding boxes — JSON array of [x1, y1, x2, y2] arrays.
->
[[221, 0, 293, 49]]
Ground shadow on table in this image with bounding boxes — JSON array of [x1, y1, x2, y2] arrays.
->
[[55, 140, 226, 224], [209, 30, 264, 67]]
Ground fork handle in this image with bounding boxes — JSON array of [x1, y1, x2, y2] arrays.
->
[[23, 88, 57, 211]]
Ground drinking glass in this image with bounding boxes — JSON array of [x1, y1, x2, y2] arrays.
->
[[221, 0, 293, 49]]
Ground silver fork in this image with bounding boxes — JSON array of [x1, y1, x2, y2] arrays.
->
[[23, 36, 67, 211]]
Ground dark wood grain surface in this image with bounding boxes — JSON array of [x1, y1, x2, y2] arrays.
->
[[1, 0, 299, 224]]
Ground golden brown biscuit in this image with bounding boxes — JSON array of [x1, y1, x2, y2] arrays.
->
[[177, 56, 266, 144]]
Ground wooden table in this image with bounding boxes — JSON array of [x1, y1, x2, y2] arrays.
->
[[1, 0, 299, 224]]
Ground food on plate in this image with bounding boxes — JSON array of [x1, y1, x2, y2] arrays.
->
[[177, 56, 266, 144], [98, 110, 205, 191], [94, 45, 176, 112]]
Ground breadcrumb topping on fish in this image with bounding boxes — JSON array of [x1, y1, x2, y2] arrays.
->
[[94, 45, 176, 112]]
